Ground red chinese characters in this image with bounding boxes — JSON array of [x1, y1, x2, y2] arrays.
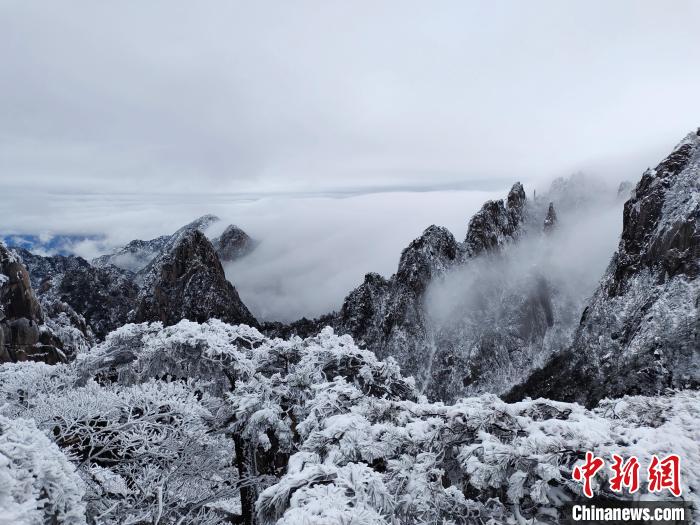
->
[[572, 452, 682, 498], [609, 454, 640, 493], [648, 454, 682, 497], [573, 451, 605, 498]]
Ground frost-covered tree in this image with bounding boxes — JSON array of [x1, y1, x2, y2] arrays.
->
[[1, 320, 698, 524], [0, 415, 86, 525], [1, 359, 237, 524], [260, 388, 699, 525]]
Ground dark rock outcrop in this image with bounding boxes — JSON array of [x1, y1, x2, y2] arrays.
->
[[0, 243, 64, 364], [212, 225, 256, 262], [1, 244, 43, 322], [543, 202, 557, 232], [507, 129, 700, 407], [17, 249, 138, 340], [465, 182, 526, 256], [134, 230, 257, 327]]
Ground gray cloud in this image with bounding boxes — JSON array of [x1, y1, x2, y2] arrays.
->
[[1, 1, 699, 195]]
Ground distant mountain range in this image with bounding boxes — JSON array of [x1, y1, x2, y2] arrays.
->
[[2, 129, 698, 406]]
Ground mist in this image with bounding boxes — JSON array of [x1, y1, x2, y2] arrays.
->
[[425, 180, 626, 381], [1, 186, 508, 321], [222, 190, 503, 321]]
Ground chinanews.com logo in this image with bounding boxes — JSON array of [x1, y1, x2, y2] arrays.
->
[[563, 452, 692, 524]]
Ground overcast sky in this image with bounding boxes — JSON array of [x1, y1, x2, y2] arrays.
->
[[2, 0, 699, 198]]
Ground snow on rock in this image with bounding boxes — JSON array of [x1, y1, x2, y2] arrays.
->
[[92, 214, 221, 273], [320, 183, 530, 394], [133, 229, 257, 327], [17, 247, 137, 341], [464, 181, 526, 256]]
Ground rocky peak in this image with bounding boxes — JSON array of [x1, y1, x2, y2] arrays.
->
[[396, 226, 460, 294], [212, 224, 256, 262], [613, 131, 700, 286], [465, 182, 527, 256], [543, 202, 557, 232], [507, 181, 527, 215], [173, 214, 220, 237], [134, 229, 257, 327], [93, 214, 222, 273], [0, 242, 43, 322]]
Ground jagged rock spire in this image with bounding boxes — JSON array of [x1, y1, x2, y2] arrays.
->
[[464, 182, 527, 256], [543, 202, 557, 232], [0, 242, 43, 322], [396, 225, 460, 294]]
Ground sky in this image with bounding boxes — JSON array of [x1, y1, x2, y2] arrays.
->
[[1, 1, 699, 319]]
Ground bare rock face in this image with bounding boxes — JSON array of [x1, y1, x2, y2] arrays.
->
[[134, 230, 257, 327], [507, 129, 700, 407], [0, 243, 64, 364], [543, 202, 557, 232], [0, 243, 43, 322], [212, 225, 256, 262], [465, 182, 526, 256], [18, 249, 137, 340]]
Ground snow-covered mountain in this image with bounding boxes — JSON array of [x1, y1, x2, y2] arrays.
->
[[508, 128, 700, 406], [268, 174, 627, 400], [92, 214, 255, 272]]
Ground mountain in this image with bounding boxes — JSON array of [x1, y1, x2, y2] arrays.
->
[[2, 129, 699, 525], [507, 129, 700, 406], [12, 216, 258, 349], [92, 214, 222, 272], [264, 183, 535, 395], [134, 229, 257, 327], [266, 174, 630, 400]]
